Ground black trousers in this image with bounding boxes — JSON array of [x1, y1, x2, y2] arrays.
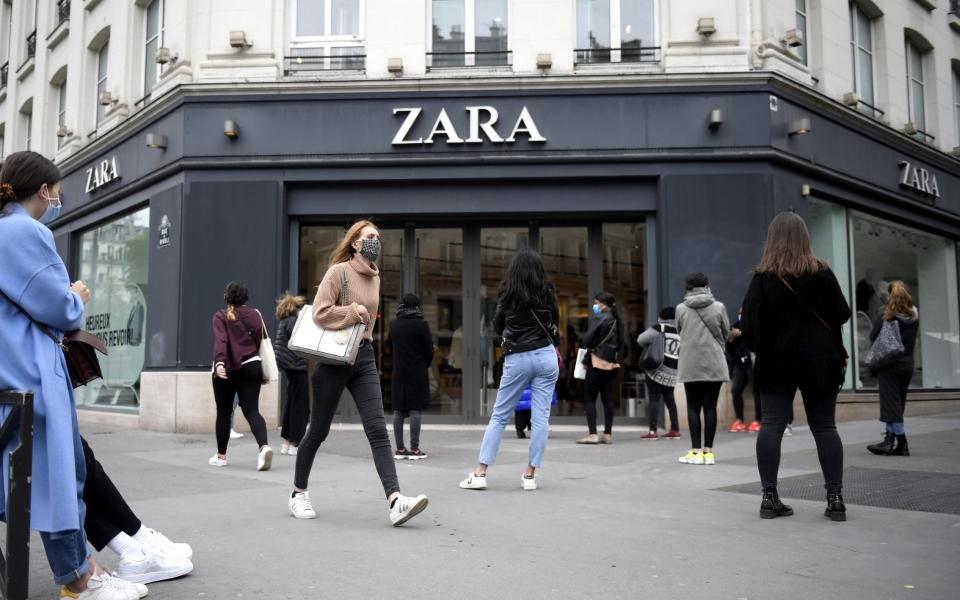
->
[[877, 363, 913, 423], [756, 381, 844, 492], [730, 360, 761, 422], [584, 366, 619, 435], [212, 361, 269, 454], [645, 379, 679, 431], [81, 437, 141, 552], [684, 381, 721, 449], [515, 409, 531, 434], [294, 345, 400, 498], [281, 369, 310, 445]]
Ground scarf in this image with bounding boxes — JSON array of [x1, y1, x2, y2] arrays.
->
[[396, 304, 423, 319]]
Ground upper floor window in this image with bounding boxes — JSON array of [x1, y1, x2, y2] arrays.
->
[[905, 39, 928, 141], [576, 0, 656, 65], [56, 79, 67, 149], [795, 0, 808, 66], [849, 2, 876, 115], [0, 124, 5, 159], [144, 0, 164, 97], [21, 100, 33, 151], [287, 0, 364, 73], [1, 1, 12, 68], [429, 0, 508, 68], [95, 42, 109, 126], [953, 65, 960, 147]]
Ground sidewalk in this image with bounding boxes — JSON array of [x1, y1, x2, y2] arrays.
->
[[14, 412, 960, 599]]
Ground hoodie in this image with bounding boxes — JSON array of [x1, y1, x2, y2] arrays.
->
[[870, 307, 920, 370], [675, 287, 731, 383]]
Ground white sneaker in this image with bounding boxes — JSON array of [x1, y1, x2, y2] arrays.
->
[[459, 472, 488, 490], [280, 443, 289, 455], [116, 548, 193, 585], [390, 494, 429, 526], [522, 475, 537, 491], [257, 446, 273, 471], [230, 429, 244, 439], [107, 573, 148, 599], [678, 450, 705, 465], [784, 424, 794, 436], [66, 572, 142, 600], [289, 491, 317, 519], [207, 455, 227, 467], [287, 444, 298, 456], [141, 528, 193, 560]]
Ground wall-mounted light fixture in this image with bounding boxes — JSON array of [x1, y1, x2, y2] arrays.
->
[[903, 122, 919, 135], [229, 30, 252, 49], [387, 57, 403, 74], [950, 146, 960, 158], [56, 125, 73, 138], [155, 47, 177, 65], [224, 119, 240, 139], [788, 117, 811, 136], [697, 17, 716, 37], [841, 92, 859, 107], [536, 53, 553, 70], [781, 28, 803, 47], [708, 108, 723, 130], [98, 91, 116, 106], [145, 133, 167, 149], [801, 184, 811, 197]]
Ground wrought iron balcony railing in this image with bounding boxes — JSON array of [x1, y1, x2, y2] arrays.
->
[[426, 50, 512, 69], [575, 46, 660, 65]]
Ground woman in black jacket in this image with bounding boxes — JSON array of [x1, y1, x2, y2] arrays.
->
[[866, 281, 919, 457], [275, 293, 309, 456], [577, 292, 622, 445], [389, 294, 435, 460], [741, 212, 851, 522]]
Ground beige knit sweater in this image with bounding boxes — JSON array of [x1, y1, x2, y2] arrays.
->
[[312, 255, 380, 341]]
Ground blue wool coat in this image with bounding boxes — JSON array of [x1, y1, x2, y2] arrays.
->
[[0, 203, 86, 535]]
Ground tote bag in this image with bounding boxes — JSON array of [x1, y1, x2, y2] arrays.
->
[[254, 309, 279, 383], [573, 348, 589, 380], [864, 319, 905, 370], [287, 268, 365, 366]]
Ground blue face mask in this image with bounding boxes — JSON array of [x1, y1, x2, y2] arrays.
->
[[38, 192, 62, 225], [592, 304, 602, 315]]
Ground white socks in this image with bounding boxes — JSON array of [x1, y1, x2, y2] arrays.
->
[[107, 532, 146, 559], [132, 524, 152, 545]]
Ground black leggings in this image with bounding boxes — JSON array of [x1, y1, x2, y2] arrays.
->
[[81, 437, 141, 552], [684, 381, 721, 449], [294, 345, 400, 498], [730, 361, 761, 422], [645, 379, 679, 431], [212, 361, 268, 454], [393, 410, 422, 450], [281, 369, 310, 445], [584, 366, 619, 434], [756, 381, 843, 492]]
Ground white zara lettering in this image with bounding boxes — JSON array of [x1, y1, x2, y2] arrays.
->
[[84, 156, 121, 193], [898, 160, 941, 199], [391, 106, 547, 146]]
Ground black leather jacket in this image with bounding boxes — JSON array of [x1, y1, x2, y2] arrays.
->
[[494, 295, 559, 355], [581, 311, 621, 363]]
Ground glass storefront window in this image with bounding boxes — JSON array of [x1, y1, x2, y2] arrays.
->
[[603, 223, 646, 415], [851, 212, 960, 389], [76, 208, 150, 411]]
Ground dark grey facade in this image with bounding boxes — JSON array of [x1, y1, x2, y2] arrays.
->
[[51, 74, 960, 423]]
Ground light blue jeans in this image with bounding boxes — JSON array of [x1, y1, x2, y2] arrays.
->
[[479, 344, 559, 469], [39, 427, 91, 585]]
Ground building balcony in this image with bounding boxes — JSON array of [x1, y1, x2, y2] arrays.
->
[[950, 0, 960, 33], [48, 0, 71, 49], [284, 48, 365, 76], [574, 46, 660, 66], [0, 61, 8, 89], [426, 50, 512, 70]]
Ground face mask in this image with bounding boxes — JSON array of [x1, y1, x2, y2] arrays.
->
[[592, 304, 602, 315], [359, 238, 381, 262], [38, 192, 62, 225]]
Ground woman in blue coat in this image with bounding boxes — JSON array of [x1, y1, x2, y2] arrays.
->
[[0, 152, 134, 598]]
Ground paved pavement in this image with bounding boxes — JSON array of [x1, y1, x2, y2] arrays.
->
[[11, 412, 960, 599]]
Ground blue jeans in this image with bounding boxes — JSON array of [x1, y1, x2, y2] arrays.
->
[[479, 345, 559, 469], [40, 428, 91, 585]]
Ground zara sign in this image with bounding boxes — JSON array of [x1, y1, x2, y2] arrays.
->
[[898, 160, 940, 199], [85, 156, 121, 194], [392, 106, 547, 145]]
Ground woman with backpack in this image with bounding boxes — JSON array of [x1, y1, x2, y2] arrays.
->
[[865, 281, 918, 457], [637, 307, 681, 440], [576, 292, 623, 445]]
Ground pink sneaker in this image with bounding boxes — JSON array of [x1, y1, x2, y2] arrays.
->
[[640, 431, 659, 441], [662, 430, 682, 440], [728, 420, 747, 433]]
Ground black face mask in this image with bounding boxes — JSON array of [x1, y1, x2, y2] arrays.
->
[[359, 238, 381, 262]]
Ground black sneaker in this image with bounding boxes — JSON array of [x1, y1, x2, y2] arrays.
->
[[394, 448, 409, 460], [407, 448, 428, 460]]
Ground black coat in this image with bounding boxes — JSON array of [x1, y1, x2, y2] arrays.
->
[[275, 315, 307, 372], [389, 315, 434, 411], [581, 311, 621, 363], [740, 269, 851, 391]]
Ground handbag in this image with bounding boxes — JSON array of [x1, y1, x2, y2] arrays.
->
[[864, 319, 905, 370], [254, 309, 279, 384], [287, 267, 365, 366], [639, 325, 666, 372], [1, 290, 108, 388], [573, 348, 589, 380]]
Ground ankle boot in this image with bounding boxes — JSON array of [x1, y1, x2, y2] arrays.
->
[[867, 432, 895, 455], [825, 490, 846, 522], [892, 434, 910, 456], [760, 489, 794, 519]]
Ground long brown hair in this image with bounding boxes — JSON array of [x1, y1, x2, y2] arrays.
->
[[276, 292, 306, 320], [754, 212, 827, 277], [883, 281, 914, 320], [328, 220, 377, 267]]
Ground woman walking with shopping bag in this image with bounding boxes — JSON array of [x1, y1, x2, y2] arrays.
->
[[288, 221, 429, 526]]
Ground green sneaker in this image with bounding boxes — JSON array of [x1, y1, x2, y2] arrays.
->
[[678, 450, 704, 465], [703, 452, 716, 465]]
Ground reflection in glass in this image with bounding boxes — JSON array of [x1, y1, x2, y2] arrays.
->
[[475, 0, 508, 66], [76, 208, 150, 411], [297, 0, 326, 36], [432, 0, 466, 67], [620, 0, 654, 63], [577, 0, 610, 63], [603, 223, 646, 416], [331, 0, 360, 36]]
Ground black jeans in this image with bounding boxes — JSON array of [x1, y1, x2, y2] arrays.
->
[[584, 366, 619, 435], [684, 381, 721, 449], [756, 381, 844, 492], [81, 437, 141, 552], [295, 345, 400, 498], [281, 369, 310, 445], [212, 361, 269, 454], [393, 410, 422, 450], [645, 379, 678, 431], [730, 360, 761, 422]]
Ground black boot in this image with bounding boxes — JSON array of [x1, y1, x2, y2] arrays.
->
[[892, 434, 910, 456], [867, 432, 895, 455], [825, 490, 846, 522], [760, 489, 794, 519]]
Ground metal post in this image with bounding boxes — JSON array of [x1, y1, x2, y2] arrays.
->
[[0, 390, 33, 600]]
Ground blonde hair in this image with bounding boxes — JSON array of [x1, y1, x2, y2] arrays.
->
[[276, 292, 306, 320], [329, 220, 378, 267], [754, 212, 828, 277], [883, 281, 914, 321]]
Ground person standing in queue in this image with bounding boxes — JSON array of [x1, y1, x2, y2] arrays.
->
[[576, 292, 623, 445], [389, 293, 434, 460]]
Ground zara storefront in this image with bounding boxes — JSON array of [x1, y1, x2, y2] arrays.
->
[[49, 74, 960, 431]]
